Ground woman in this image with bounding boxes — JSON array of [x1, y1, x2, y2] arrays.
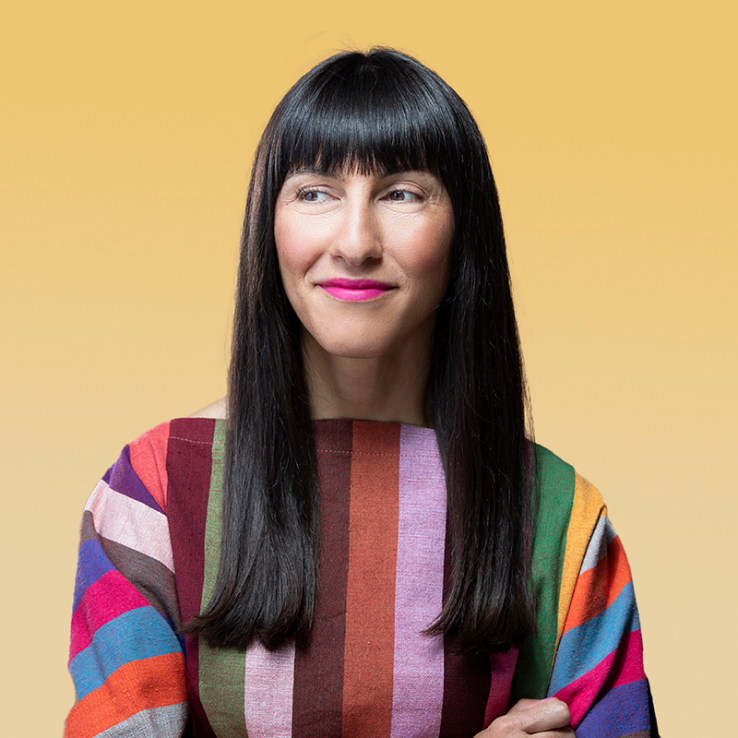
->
[[65, 49, 657, 737]]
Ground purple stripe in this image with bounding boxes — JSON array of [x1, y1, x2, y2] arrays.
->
[[108, 445, 164, 513], [73, 535, 116, 611], [576, 679, 651, 737], [390, 425, 447, 738]]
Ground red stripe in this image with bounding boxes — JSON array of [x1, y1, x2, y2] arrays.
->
[[63, 652, 186, 738], [342, 422, 400, 738], [564, 535, 632, 632], [128, 422, 170, 512], [292, 420, 353, 735], [70, 571, 149, 660], [166, 418, 219, 738], [439, 524, 492, 737], [554, 628, 646, 726]]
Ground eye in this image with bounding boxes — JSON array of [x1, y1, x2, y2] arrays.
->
[[297, 188, 331, 203], [386, 188, 422, 203]]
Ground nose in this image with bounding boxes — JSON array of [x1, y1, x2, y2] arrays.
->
[[329, 198, 382, 266]]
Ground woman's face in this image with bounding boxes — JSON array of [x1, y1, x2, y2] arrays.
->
[[274, 167, 454, 362]]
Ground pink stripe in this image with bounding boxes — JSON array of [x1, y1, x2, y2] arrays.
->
[[85, 480, 174, 572], [129, 422, 170, 511], [390, 426, 446, 738], [69, 570, 149, 660], [554, 629, 645, 725], [243, 641, 296, 737], [483, 649, 520, 724]]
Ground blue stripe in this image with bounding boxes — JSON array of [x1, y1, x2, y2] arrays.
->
[[69, 607, 182, 700], [576, 679, 651, 737], [549, 582, 640, 694], [72, 538, 116, 611]]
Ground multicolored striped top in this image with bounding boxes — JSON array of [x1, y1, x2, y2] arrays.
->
[[65, 418, 656, 737]]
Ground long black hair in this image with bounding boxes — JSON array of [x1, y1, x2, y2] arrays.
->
[[189, 48, 536, 652]]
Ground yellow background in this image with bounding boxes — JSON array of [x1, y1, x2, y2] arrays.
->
[[2, 1, 736, 734]]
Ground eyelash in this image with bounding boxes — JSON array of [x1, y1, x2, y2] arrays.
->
[[294, 186, 424, 203], [387, 188, 422, 202], [296, 188, 329, 202]]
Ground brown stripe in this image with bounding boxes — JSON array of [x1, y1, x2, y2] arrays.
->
[[292, 420, 353, 736], [166, 418, 219, 738], [99, 536, 180, 629], [439, 524, 491, 737], [342, 421, 400, 738]]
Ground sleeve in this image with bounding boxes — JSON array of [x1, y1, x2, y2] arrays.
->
[[64, 433, 189, 738], [546, 487, 659, 737]]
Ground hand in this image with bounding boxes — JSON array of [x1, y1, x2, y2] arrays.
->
[[474, 698, 575, 737]]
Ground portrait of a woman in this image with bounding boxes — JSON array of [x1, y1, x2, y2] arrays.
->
[[63, 49, 657, 738]]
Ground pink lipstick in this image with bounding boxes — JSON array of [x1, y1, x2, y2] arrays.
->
[[320, 278, 394, 301]]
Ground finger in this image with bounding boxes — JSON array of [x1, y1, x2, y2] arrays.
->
[[522, 698, 571, 733], [508, 698, 542, 714]]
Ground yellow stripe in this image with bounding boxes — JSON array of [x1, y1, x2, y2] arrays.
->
[[554, 474, 606, 653]]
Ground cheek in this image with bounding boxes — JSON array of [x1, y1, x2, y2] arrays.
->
[[274, 211, 331, 285], [275, 221, 310, 286], [405, 223, 453, 289]]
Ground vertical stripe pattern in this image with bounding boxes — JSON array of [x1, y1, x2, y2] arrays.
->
[[293, 420, 353, 735], [390, 425, 446, 738], [342, 421, 401, 737], [66, 421, 655, 738]]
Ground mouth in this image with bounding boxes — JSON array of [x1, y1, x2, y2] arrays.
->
[[319, 278, 395, 302]]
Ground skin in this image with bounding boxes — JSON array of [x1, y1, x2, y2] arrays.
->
[[273, 167, 454, 427], [477, 698, 574, 737], [192, 167, 575, 735]]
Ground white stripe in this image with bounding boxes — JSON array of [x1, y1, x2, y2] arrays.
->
[[94, 703, 188, 737], [85, 479, 175, 573], [578, 514, 616, 575], [243, 641, 296, 738]]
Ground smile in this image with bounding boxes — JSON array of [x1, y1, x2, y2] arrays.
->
[[319, 279, 395, 302]]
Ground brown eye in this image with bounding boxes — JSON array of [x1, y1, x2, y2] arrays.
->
[[387, 189, 420, 202], [298, 189, 330, 203]]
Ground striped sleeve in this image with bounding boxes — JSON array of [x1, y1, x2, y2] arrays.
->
[[64, 424, 189, 738], [546, 478, 657, 737]]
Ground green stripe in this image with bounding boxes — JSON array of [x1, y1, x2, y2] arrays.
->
[[510, 444, 576, 700], [198, 420, 249, 738]]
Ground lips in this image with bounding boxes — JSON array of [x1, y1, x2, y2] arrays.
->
[[319, 278, 395, 302]]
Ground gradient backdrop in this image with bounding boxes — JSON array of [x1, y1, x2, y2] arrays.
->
[[2, 1, 736, 735]]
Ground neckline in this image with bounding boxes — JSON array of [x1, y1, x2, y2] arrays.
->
[[180, 416, 436, 434]]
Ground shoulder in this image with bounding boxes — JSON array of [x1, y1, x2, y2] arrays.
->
[[102, 414, 225, 513], [534, 443, 605, 525], [188, 397, 227, 419]]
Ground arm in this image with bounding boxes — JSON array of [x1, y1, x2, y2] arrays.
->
[[64, 442, 189, 738], [510, 454, 658, 738], [546, 505, 658, 737]]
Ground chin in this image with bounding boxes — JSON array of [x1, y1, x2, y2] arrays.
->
[[320, 341, 390, 360]]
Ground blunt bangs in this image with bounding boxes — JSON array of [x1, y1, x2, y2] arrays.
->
[[267, 50, 469, 188]]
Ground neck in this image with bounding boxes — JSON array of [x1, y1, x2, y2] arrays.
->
[[303, 332, 433, 428]]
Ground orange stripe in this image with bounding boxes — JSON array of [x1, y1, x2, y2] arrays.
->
[[342, 422, 400, 738], [563, 535, 632, 632], [63, 652, 186, 738], [129, 421, 170, 511]]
